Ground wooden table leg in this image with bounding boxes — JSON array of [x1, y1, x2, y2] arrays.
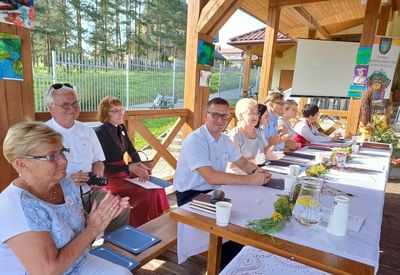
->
[[207, 233, 222, 275]]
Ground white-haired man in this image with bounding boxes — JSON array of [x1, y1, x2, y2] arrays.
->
[[45, 83, 129, 233]]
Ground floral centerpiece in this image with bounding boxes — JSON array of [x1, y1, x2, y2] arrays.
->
[[330, 147, 351, 168], [305, 163, 329, 177], [247, 195, 293, 234]]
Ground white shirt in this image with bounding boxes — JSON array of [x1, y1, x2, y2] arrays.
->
[[228, 127, 267, 160], [46, 118, 105, 193], [0, 179, 87, 274], [173, 125, 242, 192], [293, 118, 331, 143]]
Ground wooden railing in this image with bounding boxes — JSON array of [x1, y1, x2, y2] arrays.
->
[[35, 106, 349, 173], [35, 108, 190, 170]]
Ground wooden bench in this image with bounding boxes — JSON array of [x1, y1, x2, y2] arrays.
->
[[104, 211, 177, 271]]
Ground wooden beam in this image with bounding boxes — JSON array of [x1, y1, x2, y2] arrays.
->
[[258, 5, 280, 102], [308, 28, 317, 39], [207, 234, 222, 275], [196, 0, 244, 36], [393, 0, 400, 11], [183, 0, 209, 134], [269, 0, 330, 7], [152, 116, 187, 164], [131, 118, 177, 169], [242, 50, 252, 97], [0, 23, 35, 191], [377, 5, 391, 35], [292, 6, 331, 39], [346, 0, 381, 137], [360, 0, 381, 46]]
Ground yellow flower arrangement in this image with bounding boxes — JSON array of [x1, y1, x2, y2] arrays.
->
[[272, 212, 284, 221], [247, 195, 294, 234]]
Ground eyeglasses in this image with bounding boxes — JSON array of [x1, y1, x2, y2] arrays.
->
[[52, 101, 80, 110], [25, 147, 70, 162], [206, 111, 230, 120], [109, 108, 125, 114], [271, 101, 284, 105], [242, 111, 259, 117]]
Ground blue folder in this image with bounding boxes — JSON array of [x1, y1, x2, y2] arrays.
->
[[90, 245, 140, 271], [149, 176, 171, 188], [104, 225, 161, 254]]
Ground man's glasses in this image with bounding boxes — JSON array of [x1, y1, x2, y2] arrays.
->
[[206, 111, 230, 121], [109, 108, 125, 114], [53, 101, 80, 110], [25, 147, 70, 162]]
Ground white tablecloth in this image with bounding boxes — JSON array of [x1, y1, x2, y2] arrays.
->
[[220, 246, 330, 275], [176, 146, 390, 273]]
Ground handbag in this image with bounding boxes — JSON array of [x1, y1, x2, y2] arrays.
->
[[137, 150, 153, 172]]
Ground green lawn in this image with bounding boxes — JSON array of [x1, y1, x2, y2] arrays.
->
[[134, 117, 177, 150]]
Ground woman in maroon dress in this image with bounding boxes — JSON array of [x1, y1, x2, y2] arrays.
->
[[95, 96, 170, 227]]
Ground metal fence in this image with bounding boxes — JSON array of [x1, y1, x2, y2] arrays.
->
[[33, 51, 186, 112], [33, 51, 263, 112]]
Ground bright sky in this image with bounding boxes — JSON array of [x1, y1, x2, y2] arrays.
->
[[217, 10, 265, 49]]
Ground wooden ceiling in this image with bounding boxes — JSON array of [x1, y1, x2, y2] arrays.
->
[[239, 0, 393, 41]]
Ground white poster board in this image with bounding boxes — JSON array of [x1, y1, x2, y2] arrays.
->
[[291, 39, 359, 98]]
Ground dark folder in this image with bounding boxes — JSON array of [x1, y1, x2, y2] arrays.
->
[[104, 225, 161, 254], [90, 245, 139, 271]]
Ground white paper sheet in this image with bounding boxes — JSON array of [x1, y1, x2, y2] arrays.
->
[[321, 208, 366, 232], [122, 177, 163, 189]]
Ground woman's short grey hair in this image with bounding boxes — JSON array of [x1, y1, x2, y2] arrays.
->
[[3, 121, 63, 163], [45, 85, 78, 106], [235, 98, 258, 120]]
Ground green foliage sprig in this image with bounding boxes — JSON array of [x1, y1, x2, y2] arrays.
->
[[247, 195, 294, 235]]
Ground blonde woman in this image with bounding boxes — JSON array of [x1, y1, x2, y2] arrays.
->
[[0, 121, 130, 275], [228, 98, 272, 169], [278, 99, 299, 151]]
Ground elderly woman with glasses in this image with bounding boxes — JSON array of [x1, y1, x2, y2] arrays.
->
[[95, 96, 170, 227], [0, 121, 131, 275], [293, 103, 341, 148]]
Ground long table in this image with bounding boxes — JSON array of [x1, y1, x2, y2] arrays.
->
[[170, 146, 391, 275]]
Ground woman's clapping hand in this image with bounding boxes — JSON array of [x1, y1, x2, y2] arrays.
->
[[86, 191, 130, 235]]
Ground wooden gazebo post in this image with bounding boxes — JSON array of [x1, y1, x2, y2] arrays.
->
[[258, 6, 279, 102], [183, 0, 244, 133], [345, 0, 383, 137], [0, 23, 35, 191], [241, 49, 252, 97]]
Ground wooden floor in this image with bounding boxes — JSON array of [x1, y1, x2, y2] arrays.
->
[[135, 180, 400, 275]]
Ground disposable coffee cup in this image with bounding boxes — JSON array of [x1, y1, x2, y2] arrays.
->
[[289, 165, 301, 176], [327, 195, 349, 236], [284, 175, 297, 194], [215, 201, 232, 226], [315, 152, 324, 163], [351, 144, 360, 154]]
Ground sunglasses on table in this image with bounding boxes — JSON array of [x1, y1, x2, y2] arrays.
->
[[25, 147, 70, 162]]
